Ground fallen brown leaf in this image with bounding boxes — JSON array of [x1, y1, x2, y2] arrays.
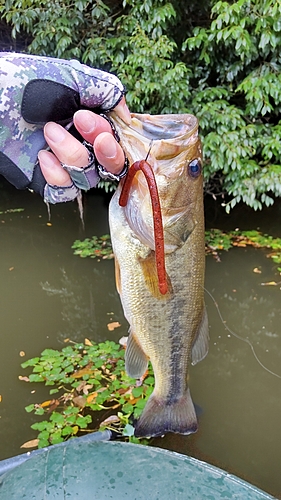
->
[[72, 363, 94, 378], [40, 399, 59, 409], [73, 396, 86, 409], [99, 415, 120, 427], [86, 387, 108, 404], [76, 381, 93, 394], [107, 321, 121, 331], [86, 392, 97, 404], [20, 439, 39, 449], [129, 397, 140, 405], [49, 400, 60, 412], [85, 338, 93, 346], [82, 384, 93, 395]]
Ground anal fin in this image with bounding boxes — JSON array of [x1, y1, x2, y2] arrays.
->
[[191, 305, 209, 365], [125, 331, 148, 379]]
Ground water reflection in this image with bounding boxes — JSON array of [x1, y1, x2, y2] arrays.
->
[[40, 266, 127, 344], [153, 244, 281, 498], [0, 183, 280, 498]]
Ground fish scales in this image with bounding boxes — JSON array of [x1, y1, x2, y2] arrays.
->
[[108, 112, 209, 437]]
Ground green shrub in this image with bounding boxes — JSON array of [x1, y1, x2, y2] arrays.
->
[[1, 0, 281, 209]]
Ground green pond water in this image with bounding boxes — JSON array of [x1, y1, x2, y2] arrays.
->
[[0, 180, 280, 498]]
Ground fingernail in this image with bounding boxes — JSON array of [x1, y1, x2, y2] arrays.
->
[[114, 98, 131, 125], [74, 110, 96, 133], [44, 122, 66, 143], [38, 150, 53, 168], [122, 102, 132, 124]]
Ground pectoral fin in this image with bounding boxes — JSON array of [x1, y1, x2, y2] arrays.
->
[[191, 305, 209, 365], [139, 251, 172, 299], [125, 331, 148, 379]]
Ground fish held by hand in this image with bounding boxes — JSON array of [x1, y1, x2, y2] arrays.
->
[[108, 112, 209, 438]]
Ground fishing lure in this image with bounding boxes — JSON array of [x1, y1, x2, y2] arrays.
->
[[119, 159, 168, 295]]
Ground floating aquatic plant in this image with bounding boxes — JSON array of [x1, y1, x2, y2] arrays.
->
[[71, 234, 114, 260], [72, 230, 281, 273], [205, 229, 281, 272], [20, 339, 153, 449]]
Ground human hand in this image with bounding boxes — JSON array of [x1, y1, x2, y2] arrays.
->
[[38, 98, 131, 203], [0, 52, 130, 203]]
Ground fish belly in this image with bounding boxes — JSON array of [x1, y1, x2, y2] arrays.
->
[[109, 190, 207, 437]]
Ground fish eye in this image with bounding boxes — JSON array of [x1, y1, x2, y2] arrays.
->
[[188, 159, 202, 178]]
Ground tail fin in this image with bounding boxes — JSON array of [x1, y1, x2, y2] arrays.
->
[[134, 389, 198, 438]]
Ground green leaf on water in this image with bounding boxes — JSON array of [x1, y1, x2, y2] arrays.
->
[[132, 386, 144, 398], [25, 404, 35, 413], [123, 424, 135, 437]]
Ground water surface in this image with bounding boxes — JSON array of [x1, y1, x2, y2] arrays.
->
[[0, 182, 280, 498]]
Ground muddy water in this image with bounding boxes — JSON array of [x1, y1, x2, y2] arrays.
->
[[0, 181, 280, 498]]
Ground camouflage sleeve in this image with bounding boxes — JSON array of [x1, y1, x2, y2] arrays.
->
[[0, 52, 125, 200]]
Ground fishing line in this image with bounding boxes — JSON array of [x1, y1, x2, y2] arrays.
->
[[145, 140, 154, 161], [204, 286, 281, 379]]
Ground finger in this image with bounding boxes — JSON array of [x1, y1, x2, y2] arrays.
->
[[94, 132, 126, 175], [113, 96, 131, 124], [44, 122, 89, 167], [38, 150, 72, 186], [74, 110, 126, 174], [73, 110, 113, 144]]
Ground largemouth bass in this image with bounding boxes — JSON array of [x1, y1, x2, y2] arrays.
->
[[108, 112, 209, 438]]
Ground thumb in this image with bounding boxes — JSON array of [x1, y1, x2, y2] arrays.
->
[[113, 96, 131, 125]]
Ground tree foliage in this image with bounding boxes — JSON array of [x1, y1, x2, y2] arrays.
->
[[1, 0, 281, 210]]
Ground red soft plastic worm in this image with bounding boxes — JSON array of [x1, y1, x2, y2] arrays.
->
[[119, 160, 168, 295]]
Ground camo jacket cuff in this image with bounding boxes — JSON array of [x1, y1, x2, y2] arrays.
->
[[44, 183, 80, 204]]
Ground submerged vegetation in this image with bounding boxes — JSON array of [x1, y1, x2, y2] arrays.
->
[[20, 340, 153, 449], [72, 231, 281, 273]]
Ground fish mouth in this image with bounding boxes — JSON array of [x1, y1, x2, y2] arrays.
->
[[129, 113, 198, 142], [108, 112, 199, 297], [109, 112, 199, 163]]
